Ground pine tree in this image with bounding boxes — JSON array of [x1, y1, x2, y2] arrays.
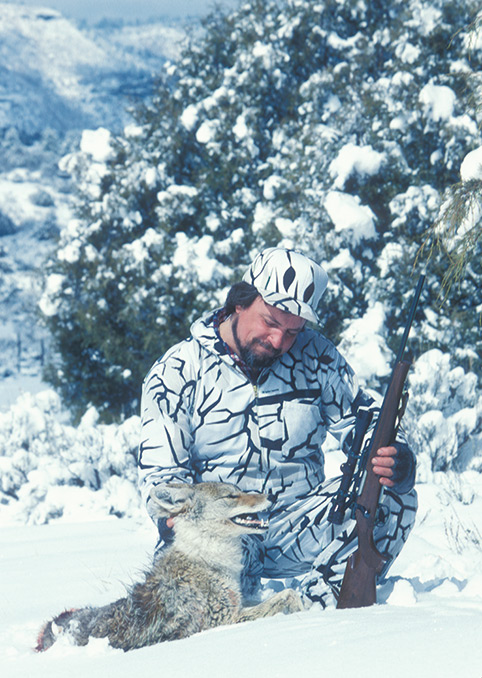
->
[[41, 0, 482, 419], [282, 0, 482, 369], [420, 12, 482, 323]]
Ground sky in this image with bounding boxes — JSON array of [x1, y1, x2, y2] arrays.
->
[[3, 0, 241, 22]]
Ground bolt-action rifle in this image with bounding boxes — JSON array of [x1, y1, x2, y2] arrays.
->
[[332, 275, 425, 609]]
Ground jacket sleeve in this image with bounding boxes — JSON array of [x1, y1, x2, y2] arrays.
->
[[137, 346, 197, 524], [319, 343, 416, 494]]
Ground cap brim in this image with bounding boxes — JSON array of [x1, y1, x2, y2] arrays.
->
[[260, 291, 319, 323]]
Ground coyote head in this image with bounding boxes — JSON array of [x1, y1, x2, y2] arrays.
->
[[149, 482, 270, 539]]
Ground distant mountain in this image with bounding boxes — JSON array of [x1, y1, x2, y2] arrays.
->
[[0, 3, 186, 396], [0, 3, 184, 138]]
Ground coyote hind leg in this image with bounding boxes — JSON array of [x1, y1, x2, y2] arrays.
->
[[36, 608, 85, 651], [236, 588, 304, 623]]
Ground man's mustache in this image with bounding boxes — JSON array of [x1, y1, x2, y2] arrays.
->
[[252, 339, 281, 357]]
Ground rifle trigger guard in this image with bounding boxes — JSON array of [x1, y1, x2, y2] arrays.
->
[[352, 503, 389, 526], [375, 504, 390, 526], [353, 503, 371, 519]]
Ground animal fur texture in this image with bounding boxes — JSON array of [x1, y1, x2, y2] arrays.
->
[[36, 482, 303, 652]]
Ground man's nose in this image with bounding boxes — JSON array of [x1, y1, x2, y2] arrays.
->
[[267, 329, 284, 350]]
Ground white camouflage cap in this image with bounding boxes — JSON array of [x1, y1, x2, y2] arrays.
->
[[242, 247, 328, 323]]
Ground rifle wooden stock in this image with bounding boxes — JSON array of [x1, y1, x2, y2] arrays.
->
[[337, 360, 411, 610]]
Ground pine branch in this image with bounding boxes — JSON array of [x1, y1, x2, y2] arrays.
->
[[419, 179, 482, 302]]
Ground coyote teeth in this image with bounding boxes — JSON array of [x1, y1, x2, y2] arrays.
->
[[231, 513, 269, 530]]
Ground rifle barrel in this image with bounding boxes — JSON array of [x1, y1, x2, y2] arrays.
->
[[395, 274, 425, 364]]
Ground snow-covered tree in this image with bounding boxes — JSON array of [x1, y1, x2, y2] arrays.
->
[[404, 349, 482, 478], [0, 390, 141, 524], [41, 0, 482, 420], [421, 11, 482, 302], [282, 0, 482, 365]]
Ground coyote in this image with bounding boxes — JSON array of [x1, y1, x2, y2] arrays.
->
[[36, 482, 303, 652]]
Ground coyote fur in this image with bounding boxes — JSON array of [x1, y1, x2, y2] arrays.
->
[[36, 482, 303, 652]]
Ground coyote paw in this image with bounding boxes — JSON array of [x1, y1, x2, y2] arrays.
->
[[276, 588, 305, 613], [35, 609, 79, 652]]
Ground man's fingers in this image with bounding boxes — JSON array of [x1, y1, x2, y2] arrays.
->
[[372, 446, 397, 485], [372, 445, 396, 470], [376, 446, 398, 457], [371, 456, 395, 469], [372, 462, 394, 475]]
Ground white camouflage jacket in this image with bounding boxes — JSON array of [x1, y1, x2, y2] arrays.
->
[[138, 310, 414, 524]]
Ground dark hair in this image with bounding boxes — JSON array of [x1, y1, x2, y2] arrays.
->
[[224, 281, 259, 315]]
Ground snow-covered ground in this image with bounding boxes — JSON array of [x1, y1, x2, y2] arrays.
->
[[1, 452, 482, 678], [1, 382, 481, 676]]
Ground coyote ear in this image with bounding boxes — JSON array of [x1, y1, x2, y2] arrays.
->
[[149, 483, 194, 516]]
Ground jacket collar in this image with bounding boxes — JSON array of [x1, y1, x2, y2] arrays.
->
[[191, 309, 258, 382]]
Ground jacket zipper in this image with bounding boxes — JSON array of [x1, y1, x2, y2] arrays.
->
[[253, 383, 267, 472]]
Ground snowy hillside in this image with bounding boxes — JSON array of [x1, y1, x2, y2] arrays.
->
[[0, 3, 183, 136], [0, 2, 185, 405]]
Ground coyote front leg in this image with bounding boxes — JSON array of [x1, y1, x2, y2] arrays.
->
[[236, 588, 304, 623]]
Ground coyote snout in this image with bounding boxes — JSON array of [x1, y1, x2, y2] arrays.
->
[[36, 482, 303, 652]]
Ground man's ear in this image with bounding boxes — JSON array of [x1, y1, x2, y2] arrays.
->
[[148, 483, 194, 517]]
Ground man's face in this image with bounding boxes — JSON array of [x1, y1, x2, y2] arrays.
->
[[231, 296, 305, 369]]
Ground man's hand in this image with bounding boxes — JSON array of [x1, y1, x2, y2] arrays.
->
[[371, 446, 398, 487]]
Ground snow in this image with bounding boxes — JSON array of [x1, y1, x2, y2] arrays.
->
[[196, 119, 219, 144], [252, 41, 275, 68], [0, 382, 481, 677], [339, 303, 391, 381], [0, 373, 48, 411], [324, 191, 377, 242], [419, 83, 457, 122], [1, 1, 481, 674], [460, 146, 482, 181], [405, 350, 482, 475], [0, 3, 184, 139], [253, 202, 275, 233], [329, 142, 385, 189], [324, 247, 354, 271], [233, 113, 250, 140], [396, 41, 420, 64], [173, 233, 231, 284], [411, 6, 443, 37], [2, 477, 482, 677], [435, 145, 482, 242], [121, 228, 164, 269], [0, 4, 109, 100], [181, 104, 199, 131], [275, 217, 297, 239], [37, 276, 63, 316], [80, 128, 113, 163], [0, 171, 71, 229]]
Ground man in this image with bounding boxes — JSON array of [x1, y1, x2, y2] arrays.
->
[[138, 247, 417, 606]]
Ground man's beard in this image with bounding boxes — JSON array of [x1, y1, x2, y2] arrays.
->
[[231, 316, 281, 369]]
